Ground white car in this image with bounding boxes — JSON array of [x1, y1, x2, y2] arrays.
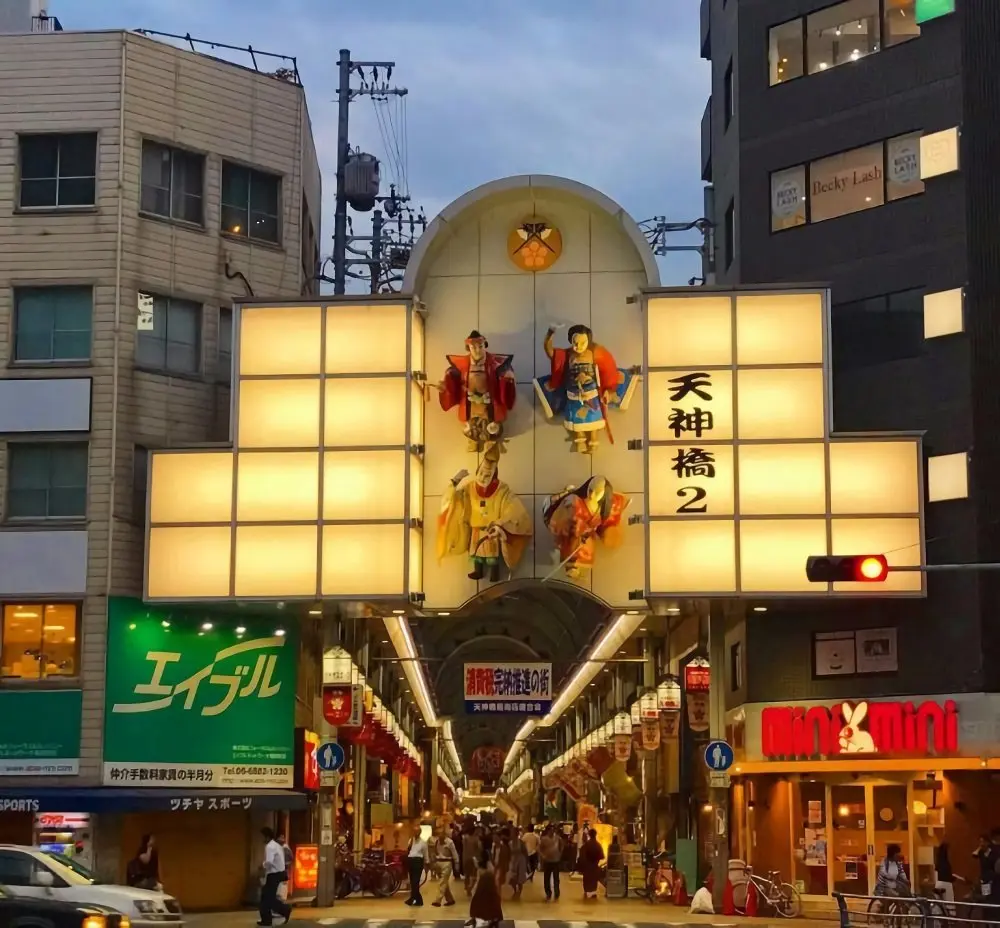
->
[[0, 845, 184, 928]]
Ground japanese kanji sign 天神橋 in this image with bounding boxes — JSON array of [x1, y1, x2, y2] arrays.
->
[[641, 289, 924, 597]]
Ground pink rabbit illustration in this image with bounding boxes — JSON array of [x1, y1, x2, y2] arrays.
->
[[839, 702, 876, 754]]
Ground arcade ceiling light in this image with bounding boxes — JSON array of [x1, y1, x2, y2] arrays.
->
[[384, 615, 438, 728], [503, 611, 647, 774]]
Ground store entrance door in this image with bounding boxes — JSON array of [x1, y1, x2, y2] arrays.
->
[[829, 780, 911, 897]]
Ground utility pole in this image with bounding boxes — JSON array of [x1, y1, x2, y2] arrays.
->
[[370, 209, 383, 295], [332, 49, 408, 295]]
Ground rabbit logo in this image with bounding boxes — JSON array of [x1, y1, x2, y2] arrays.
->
[[839, 702, 877, 754]]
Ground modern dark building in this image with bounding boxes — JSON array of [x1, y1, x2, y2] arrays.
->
[[701, 0, 1000, 893]]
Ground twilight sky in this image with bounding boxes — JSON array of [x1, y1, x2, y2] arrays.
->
[[56, 0, 709, 283]]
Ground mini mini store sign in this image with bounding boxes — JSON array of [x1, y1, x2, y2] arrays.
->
[[761, 699, 959, 759]]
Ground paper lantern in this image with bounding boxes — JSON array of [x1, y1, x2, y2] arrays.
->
[[657, 676, 682, 711]]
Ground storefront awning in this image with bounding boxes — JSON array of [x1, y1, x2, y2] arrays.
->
[[0, 788, 310, 814]]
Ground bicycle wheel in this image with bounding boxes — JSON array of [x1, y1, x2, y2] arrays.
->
[[373, 866, 399, 898], [774, 882, 802, 918], [892, 898, 923, 928], [867, 896, 889, 927]]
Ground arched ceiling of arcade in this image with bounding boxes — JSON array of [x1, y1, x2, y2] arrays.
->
[[413, 582, 612, 766]]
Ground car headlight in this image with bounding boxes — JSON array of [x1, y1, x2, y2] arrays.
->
[[82, 917, 107, 928], [119, 917, 132, 928], [133, 901, 157, 915]]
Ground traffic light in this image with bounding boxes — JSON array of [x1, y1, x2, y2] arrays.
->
[[805, 554, 889, 583]]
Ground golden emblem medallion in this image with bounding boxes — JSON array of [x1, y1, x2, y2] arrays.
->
[[507, 219, 562, 272]]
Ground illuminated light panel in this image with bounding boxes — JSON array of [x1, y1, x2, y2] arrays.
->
[[147, 526, 231, 598], [927, 451, 969, 503], [144, 299, 424, 601], [322, 451, 406, 521], [920, 127, 960, 180], [237, 452, 319, 522], [239, 306, 322, 376], [238, 379, 321, 449], [324, 378, 407, 447], [322, 524, 405, 596], [643, 289, 924, 598], [234, 525, 318, 597], [149, 453, 233, 524], [923, 289, 964, 339]]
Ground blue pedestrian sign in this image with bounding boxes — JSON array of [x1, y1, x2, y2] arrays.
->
[[317, 741, 345, 772], [704, 740, 734, 772]]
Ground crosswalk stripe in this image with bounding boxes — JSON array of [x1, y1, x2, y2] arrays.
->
[[315, 919, 340, 925], [514, 921, 540, 928]]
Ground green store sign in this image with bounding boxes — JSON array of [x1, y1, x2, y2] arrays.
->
[[103, 598, 297, 789], [0, 690, 81, 775], [915, 0, 955, 23]]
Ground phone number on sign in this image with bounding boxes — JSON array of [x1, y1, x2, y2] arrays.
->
[[222, 766, 273, 776]]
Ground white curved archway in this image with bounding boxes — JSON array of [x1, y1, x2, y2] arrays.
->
[[402, 173, 660, 294]]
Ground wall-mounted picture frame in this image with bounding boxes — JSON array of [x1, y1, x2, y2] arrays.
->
[[855, 627, 898, 674], [813, 631, 857, 677]]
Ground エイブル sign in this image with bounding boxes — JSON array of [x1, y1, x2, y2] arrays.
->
[[761, 699, 958, 759]]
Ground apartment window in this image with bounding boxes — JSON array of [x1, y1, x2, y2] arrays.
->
[[723, 60, 734, 130], [724, 199, 736, 269], [140, 140, 204, 225], [1, 603, 78, 679], [221, 163, 281, 244], [807, 0, 880, 74], [7, 442, 88, 520], [13, 286, 92, 362], [832, 288, 924, 371], [218, 306, 233, 382], [18, 133, 97, 209], [885, 0, 920, 46], [769, 19, 805, 84], [770, 1, 919, 87], [771, 133, 924, 230], [135, 293, 201, 374], [133, 446, 149, 524]]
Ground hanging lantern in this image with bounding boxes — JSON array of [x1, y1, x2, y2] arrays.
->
[[640, 689, 659, 720], [629, 701, 642, 727], [613, 732, 632, 762], [613, 711, 631, 735], [604, 720, 615, 742], [685, 658, 711, 693], [657, 676, 682, 712], [323, 646, 353, 685]]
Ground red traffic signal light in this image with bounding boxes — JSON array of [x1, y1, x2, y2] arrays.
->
[[805, 554, 889, 583]]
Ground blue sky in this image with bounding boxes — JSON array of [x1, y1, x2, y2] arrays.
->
[[57, 0, 709, 283]]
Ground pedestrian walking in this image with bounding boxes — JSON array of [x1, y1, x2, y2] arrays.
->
[[539, 825, 563, 901], [579, 828, 604, 900], [257, 827, 292, 927], [126, 834, 162, 891], [405, 823, 431, 907], [522, 826, 540, 880], [462, 826, 483, 897], [467, 851, 503, 928], [508, 829, 529, 900], [431, 824, 460, 907]]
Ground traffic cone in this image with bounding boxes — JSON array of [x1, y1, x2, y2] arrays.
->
[[745, 878, 759, 917], [722, 878, 736, 916]]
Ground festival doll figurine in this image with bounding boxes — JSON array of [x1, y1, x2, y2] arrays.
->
[[438, 330, 517, 452], [542, 476, 629, 579], [436, 443, 532, 582], [534, 324, 637, 454]]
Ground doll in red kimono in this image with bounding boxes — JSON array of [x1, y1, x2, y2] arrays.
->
[[438, 331, 517, 452], [542, 476, 630, 578]]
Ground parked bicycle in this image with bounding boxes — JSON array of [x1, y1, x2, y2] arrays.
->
[[334, 846, 400, 898], [733, 866, 803, 918]]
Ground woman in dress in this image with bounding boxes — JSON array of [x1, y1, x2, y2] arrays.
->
[[507, 829, 529, 901], [492, 828, 511, 894], [578, 829, 605, 900], [467, 850, 503, 928]]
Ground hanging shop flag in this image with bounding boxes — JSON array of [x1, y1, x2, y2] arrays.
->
[[641, 718, 661, 751], [464, 662, 553, 715], [687, 692, 710, 733], [322, 685, 356, 727], [685, 658, 711, 693], [660, 710, 681, 742], [613, 733, 632, 762]]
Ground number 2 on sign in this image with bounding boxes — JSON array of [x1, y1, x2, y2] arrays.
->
[[677, 486, 708, 513]]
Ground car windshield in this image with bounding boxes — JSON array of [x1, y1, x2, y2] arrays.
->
[[38, 851, 95, 885]]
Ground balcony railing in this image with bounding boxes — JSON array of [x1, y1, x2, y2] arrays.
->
[[31, 14, 63, 32]]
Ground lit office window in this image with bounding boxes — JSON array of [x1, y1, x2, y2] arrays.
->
[[807, 0, 881, 75], [769, 19, 805, 85], [884, 0, 921, 46]]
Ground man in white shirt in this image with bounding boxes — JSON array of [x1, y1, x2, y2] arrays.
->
[[522, 826, 540, 880], [258, 826, 292, 927], [405, 824, 431, 906], [431, 824, 460, 907]]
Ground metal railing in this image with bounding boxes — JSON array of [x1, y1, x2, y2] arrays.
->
[[133, 30, 301, 84], [834, 891, 1000, 928]]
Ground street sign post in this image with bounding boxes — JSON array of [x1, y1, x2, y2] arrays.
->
[[317, 741, 346, 773], [704, 739, 734, 772]]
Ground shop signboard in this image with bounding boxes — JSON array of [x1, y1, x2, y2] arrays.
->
[[761, 699, 958, 759], [103, 597, 297, 788], [464, 662, 552, 714], [915, 0, 955, 23], [0, 690, 81, 775]]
